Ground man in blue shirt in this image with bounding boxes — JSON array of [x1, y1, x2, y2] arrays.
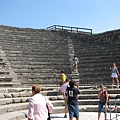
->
[[66, 80, 80, 120]]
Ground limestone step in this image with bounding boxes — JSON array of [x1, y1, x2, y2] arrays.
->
[[0, 97, 30, 105], [0, 110, 27, 120], [0, 71, 9, 74], [0, 77, 12, 82], [0, 82, 14, 87], [0, 102, 28, 115], [74, 44, 120, 49], [0, 105, 119, 120]]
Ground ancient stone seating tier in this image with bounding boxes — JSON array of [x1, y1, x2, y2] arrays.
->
[[0, 86, 119, 120], [0, 25, 70, 87], [0, 25, 120, 119], [71, 32, 120, 85]]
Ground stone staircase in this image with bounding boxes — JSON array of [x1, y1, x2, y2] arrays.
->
[[0, 46, 20, 87], [0, 86, 119, 120]]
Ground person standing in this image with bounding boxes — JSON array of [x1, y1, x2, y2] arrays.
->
[[59, 78, 70, 118], [110, 63, 120, 88], [72, 55, 79, 73], [66, 80, 80, 120], [98, 84, 109, 120], [58, 70, 67, 86], [28, 84, 54, 120]]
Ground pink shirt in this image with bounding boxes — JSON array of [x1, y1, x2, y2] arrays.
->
[[28, 93, 54, 120], [59, 82, 69, 98]]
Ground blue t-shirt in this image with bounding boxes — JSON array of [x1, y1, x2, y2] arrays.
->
[[66, 87, 80, 105]]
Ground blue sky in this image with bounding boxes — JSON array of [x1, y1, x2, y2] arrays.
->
[[0, 0, 120, 33]]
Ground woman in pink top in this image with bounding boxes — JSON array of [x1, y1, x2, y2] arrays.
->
[[28, 84, 54, 120]]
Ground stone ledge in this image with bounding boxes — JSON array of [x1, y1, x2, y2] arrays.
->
[[0, 110, 27, 120], [0, 103, 28, 115]]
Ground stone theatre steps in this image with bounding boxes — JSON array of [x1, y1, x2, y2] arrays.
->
[[72, 37, 120, 85], [0, 26, 70, 86], [0, 86, 119, 120]]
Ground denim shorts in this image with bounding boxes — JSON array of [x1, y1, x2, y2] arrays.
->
[[68, 104, 79, 118], [98, 101, 107, 113]]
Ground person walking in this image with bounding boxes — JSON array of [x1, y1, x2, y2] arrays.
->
[[58, 70, 67, 86], [28, 84, 54, 120], [66, 80, 80, 120], [59, 78, 70, 118], [72, 55, 79, 73], [110, 63, 120, 88], [98, 84, 109, 120]]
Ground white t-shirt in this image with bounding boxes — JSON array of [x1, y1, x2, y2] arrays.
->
[[59, 82, 69, 98]]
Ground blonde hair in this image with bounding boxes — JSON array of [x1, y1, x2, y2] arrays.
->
[[100, 84, 104, 88], [32, 84, 41, 93]]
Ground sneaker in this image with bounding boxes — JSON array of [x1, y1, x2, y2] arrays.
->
[[117, 85, 119, 88], [64, 115, 67, 118]]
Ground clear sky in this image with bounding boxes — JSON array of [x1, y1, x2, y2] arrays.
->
[[0, 0, 120, 33]]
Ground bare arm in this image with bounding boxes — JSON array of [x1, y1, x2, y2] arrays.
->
[[98, 91, 102, 99], [105, 91, 109, 102], [116, 67, 120, 76], [58, 74, 61, 79]]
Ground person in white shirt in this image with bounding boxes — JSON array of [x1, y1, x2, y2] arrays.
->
[[59, 78, 70, 118]]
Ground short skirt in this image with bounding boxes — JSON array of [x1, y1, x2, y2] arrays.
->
[[111, 73, 118, 78]]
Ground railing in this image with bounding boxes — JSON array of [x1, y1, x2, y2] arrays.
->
[[47, 25, 92, 34]]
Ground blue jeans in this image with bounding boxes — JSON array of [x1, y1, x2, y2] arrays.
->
[[98, 101, 107, 113], [68, 104, 79, 118]]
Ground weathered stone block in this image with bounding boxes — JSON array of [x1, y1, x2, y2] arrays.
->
[[11, 93, 20, 98], [3, 93, 12, 98]]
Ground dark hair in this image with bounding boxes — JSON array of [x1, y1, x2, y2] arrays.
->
[[65, 78, 70, 82], [69, 80, 75, 88], [32, 84, 41, 93], [74, 55, 76, 57], [61, 70, 64, 73]]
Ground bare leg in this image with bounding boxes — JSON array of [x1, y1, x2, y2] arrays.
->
[[104, 113, 107, 120], [75, 65, 78, 73], [98, 113, 101, 120], [115, 78, 119, 87], [64, 104, 67, 116], [112, 78, 114, 86]]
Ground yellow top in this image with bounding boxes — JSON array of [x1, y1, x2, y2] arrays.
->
[[60, 73, 67, 83]]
